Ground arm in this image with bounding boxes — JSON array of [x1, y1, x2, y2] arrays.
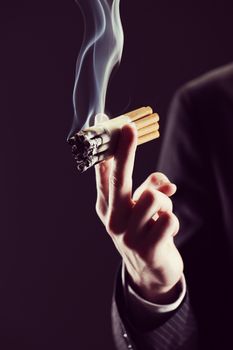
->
[[94, 108, 198, 348], [95, 123, 183, 303]]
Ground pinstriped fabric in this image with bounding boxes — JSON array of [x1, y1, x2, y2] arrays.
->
[[112, 267, 137, 350], [112, 267, 198, 350], [112, 298, 136, 350], [130, 293, 198, 350]]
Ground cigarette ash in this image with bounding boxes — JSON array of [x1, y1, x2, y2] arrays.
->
[[68, 131, 108, 173]]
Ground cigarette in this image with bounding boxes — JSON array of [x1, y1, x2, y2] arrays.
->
[[137, 122, 159, 138], [68, 106, 160, 173], [138, 130, 160, 145]]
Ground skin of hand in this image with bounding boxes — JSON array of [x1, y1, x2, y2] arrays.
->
[[95, 118, 184, 304]]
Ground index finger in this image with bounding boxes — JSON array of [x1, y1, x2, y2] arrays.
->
[[108, 123, 138, 223], [94, 114, 112, 209]]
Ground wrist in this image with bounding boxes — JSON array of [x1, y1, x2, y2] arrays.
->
[[135, 282, 182, 304], [127, 271, 182, 304]]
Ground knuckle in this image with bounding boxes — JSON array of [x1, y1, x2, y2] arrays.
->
[[106, 220, 114, 235], [156, 172, 169, 182], [95, 201, 102, 217], [149, 172, 169, 185], [160, 194, 173, 212], [172, 214, 180, 234], [163, 212, 180, 232], [148, 173, 158, 184], [95, 210, 104, 226], [167, 196, 173, 211], [95, 201, 99, 214], [109, 173, 123, 189], [95, 199, 107, 222]]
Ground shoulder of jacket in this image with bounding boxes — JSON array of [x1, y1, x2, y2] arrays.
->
[[178, 62, 233, 98]]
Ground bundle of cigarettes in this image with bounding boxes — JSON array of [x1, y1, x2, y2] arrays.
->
[[68, 106, 160, 173]]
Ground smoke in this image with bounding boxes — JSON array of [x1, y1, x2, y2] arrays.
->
[[69, 0, 124, 137]]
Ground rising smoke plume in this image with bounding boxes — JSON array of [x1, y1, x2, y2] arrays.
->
[[69, 0, 124, 138]]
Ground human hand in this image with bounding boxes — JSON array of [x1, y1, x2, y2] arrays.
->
[[95, 117, 183, 304]]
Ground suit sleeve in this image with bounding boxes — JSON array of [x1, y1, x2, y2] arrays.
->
[[111, 264, 198, 350], [111, 87, 209, 350]]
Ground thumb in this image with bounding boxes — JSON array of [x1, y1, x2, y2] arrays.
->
[[95, 113, 109, 125]]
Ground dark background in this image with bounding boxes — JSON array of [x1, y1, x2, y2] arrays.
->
[[0, 0, 233, 349]]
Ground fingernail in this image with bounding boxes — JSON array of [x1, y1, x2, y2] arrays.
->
[[95, 113, 109, 125]]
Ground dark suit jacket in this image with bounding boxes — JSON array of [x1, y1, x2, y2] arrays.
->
[[112, 63, 233, 350]]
